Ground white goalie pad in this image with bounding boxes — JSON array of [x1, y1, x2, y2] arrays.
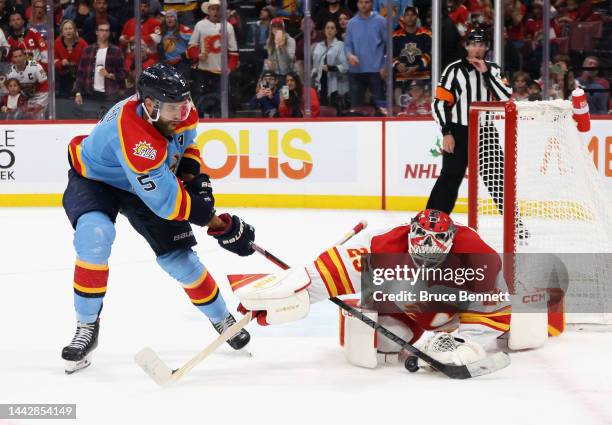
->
[[509, 312, 548, 350], [339, 301, 378, 369], [234, 268, 311, 325]]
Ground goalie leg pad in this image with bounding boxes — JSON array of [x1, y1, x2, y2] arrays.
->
[[339, 301, 378, 369], [377, 314, 417, 354]]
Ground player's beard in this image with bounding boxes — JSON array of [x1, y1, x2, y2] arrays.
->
[[154, 120, 179, 137]]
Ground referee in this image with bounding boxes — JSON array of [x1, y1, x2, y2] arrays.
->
[[427, 29, 512, 214]]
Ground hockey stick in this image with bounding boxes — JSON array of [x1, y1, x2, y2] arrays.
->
[[254, 224, 511, 380], [132, 223, 372, 386], [133, 224, 374, 386], [132, 223, 372, 387], [135, 312, 253, 387]]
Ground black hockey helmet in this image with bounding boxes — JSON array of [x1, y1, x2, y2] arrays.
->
[[137, 63, 193, 122], [137, 63, 191, 104], [466, 28, 489, 46]]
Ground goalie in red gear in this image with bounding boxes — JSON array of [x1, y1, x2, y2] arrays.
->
[[233, 210, 519, 370]]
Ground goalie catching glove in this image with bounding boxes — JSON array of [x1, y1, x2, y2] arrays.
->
[[411, 332, 486, 370], [232, 268, 312, 325]]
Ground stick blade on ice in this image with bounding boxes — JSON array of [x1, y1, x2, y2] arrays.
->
[[465, 352, 511, 378], [135, 347, 174, 387]]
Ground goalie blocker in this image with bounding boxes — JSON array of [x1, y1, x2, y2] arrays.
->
[[233, 268, 312, 325]]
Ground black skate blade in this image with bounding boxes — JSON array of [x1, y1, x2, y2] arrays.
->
[[227, 330, 251, 351]]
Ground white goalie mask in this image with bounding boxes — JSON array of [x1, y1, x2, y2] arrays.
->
[[408, 209, 457, 267]]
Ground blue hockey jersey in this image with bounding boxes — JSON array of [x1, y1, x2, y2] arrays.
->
[[68, 96, 202, 222]]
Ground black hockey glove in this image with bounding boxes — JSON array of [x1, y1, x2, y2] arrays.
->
[[207, 213, 255, 256], [185, 173, 214, 204]]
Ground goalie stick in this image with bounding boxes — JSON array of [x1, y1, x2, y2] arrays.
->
[[253, 224, 511, 380]]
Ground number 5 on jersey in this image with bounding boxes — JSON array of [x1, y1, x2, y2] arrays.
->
[[137, 174, 157, 191]]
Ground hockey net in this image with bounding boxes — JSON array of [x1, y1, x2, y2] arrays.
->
[[468, 100, 612, 324]]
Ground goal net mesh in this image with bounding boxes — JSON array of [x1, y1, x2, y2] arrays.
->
[[471, 100, 612, 324]]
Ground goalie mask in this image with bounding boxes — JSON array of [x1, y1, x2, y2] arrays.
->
[[408, 209, 457, 267]]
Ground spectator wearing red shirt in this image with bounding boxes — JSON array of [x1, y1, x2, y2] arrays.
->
[[279, 71, 320, 117], [524, 1, 560, 78], [7, 11, 48, 69], [448, 0, 469, 36], [54, 19, 88, 98], [557, 0, 580, 23], [465, 0, 492, 20], [526, 1, 560, 40], [119, 0, 162, 76], [503, 0, 526, 74], [504, 0, 527, 41]]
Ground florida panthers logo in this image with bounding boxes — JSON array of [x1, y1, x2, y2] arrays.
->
[[399, 42, 422, 65], [133, 141, 157, 160]]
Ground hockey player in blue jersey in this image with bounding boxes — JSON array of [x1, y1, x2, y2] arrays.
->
[[61, 63, 254, 374]]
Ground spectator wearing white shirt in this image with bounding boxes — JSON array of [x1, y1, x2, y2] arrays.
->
[[312, 19, 349, 112], [7, 46, 48, 118], [69, 22, 125, 119], [187, 0, 239, 117]]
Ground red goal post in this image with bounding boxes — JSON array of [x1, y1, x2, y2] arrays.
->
[[468, 101, 517, 255]]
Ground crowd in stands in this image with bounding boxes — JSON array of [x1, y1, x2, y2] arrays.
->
[[0, 0, 609, 119]]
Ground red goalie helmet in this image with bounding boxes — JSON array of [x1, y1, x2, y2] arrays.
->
[[408, 209, 457, 267]]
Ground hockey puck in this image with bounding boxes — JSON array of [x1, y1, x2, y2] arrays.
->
[[404, 355, 419, 373]]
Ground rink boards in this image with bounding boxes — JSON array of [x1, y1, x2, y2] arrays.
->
[[0, 117, 610, 210]]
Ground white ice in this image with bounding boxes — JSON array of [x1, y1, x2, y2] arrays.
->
[[0, 207, 611, 425]]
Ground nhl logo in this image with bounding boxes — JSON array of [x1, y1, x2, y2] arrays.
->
[[133, 141, 157, 160]]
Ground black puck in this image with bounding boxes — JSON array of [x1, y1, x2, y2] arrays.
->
[[405, 355, 419, 373]]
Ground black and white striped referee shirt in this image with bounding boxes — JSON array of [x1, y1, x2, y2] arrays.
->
[[432, 59, 512, 133]]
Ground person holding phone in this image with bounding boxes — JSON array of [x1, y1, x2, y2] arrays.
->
[[278, 71, 320, 118], [249, 70, 280, 117]]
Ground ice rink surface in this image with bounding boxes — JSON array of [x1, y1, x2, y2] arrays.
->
[[1, 207, 611, 425]]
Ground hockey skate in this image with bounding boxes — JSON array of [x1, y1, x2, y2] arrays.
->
[[62, 320, 99, 374], [211, 312, 250, 350]]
